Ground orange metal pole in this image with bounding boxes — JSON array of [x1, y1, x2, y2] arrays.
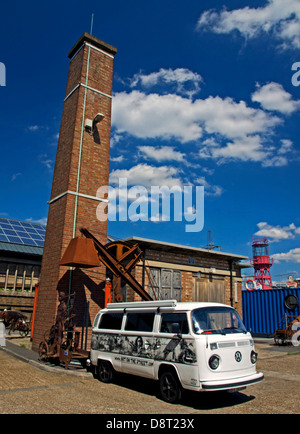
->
[[30, 284, 39, 340], [104, 280, 112, 308]]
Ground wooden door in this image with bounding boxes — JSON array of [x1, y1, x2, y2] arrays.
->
[[193, 277, 225, 304]]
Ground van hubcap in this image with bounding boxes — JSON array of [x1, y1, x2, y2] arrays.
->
[[161, 373, 178, 401]]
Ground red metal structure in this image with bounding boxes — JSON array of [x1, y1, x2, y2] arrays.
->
[[251, 237, 273, 290]]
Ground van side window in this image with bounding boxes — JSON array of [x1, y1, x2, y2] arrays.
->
[[125, 313, 155, 332], [98, 313, 123, 330], [160, 313, 189, 334]]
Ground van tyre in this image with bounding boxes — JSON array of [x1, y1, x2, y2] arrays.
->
[[159, 370, 182, 404], [97, 360, 114, 383]]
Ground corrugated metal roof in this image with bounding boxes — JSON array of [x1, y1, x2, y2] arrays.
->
[[121, 236, 248, 261], [0, 241, 43, 256]]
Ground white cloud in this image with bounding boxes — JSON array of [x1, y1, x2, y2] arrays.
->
[[39, 154, 54, 171], [130, 68, 203, 98], [199, 135, 289, 166], [196, 0, 300, 49], [200, 135, 264, 163], [138, 146, 185, 162], [11, 172, 22, 182], [262, 155, 288, 167], [28, 125, 40, 132], [255, 222, 298, 242], [273, 248, 300, 263], [199, 132, 295, 167], [112, 71, 294, 167], [261, 139, 293, 167], [26, 217, 47, 225], [252, 82, 300, 114], [110, 155, 124, 163], [112, 91, 279, 144], [278, 139, 293, 154], [109, 163, 183, 189], [110, 132, 122, 148], [195, 176, 223, 196], [112, 91, 203, 143], [195, 96, 279, 139]]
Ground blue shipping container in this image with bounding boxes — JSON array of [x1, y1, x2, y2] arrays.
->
[[242, 288, 300, 336]]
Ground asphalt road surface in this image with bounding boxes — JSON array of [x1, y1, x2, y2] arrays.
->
[[0, 339, 299, 414]]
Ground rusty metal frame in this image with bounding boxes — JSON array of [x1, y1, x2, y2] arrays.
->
[[80, 228, 152, 301]]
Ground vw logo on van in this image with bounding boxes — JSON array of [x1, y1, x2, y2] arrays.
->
[[235, 351, 242, 362]]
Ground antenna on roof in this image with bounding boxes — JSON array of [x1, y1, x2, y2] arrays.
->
[[90, 13, 94, 35], [205, 230, 221, 251]]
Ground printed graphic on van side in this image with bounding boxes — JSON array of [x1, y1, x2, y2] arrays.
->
[[91, 332, 197, 365]]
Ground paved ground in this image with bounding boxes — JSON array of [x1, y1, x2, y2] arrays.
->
[[0, 334, 299, 414]]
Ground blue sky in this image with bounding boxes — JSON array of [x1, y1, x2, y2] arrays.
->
[[0, 0, 300, 282]]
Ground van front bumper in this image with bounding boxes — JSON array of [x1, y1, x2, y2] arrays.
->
[[201, 372, 264, 391]]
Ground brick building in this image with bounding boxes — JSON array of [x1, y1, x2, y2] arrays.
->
[[31, 33, 117, 351], [120, 237, 247, 318]]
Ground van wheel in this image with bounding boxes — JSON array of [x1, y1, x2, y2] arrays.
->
[[159, 370, 182, 404], [97, 360, 114, 383]]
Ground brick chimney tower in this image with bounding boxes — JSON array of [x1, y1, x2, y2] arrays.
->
[[32, 33, 117, 351]]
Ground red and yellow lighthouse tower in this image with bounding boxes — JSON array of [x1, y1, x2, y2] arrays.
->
[[251, 237, 273, 290]]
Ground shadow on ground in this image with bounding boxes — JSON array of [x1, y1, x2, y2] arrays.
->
[[104, 372, 255, 411]]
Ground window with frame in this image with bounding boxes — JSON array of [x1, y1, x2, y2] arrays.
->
[[160, 312, 189, 334], [125, 312, 155, 332], [98, 312, 123, 330]]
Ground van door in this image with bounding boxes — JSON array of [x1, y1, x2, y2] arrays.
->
[[91, 311, 124, 372], [120, 312, 155, 379], [154, 312, 199, 388]]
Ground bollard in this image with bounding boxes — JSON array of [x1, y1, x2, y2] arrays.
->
[[0, 319, 6, 346]]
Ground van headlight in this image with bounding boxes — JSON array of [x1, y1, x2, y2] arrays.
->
[[209, 355, 220, 370], [251, 351, 257, 364]]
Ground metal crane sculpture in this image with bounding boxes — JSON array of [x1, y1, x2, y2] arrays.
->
[[38, 228, 153, 367], [79, 228, 152, 302]]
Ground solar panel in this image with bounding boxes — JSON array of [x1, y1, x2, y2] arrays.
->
[[5, 229, 18, 236], [0, 218, 46, 247], [7, 236, 23, 244], [20, 237, 34, 244]]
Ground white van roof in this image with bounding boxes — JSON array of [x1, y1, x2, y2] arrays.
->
[[106, 300, 231, 311]]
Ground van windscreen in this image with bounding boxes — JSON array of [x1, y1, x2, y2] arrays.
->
[[192, 307, 247, 335]]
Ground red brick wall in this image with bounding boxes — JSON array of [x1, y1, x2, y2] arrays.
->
[[32, 34, 117, 351]]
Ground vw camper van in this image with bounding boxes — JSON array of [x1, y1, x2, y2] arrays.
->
[[90, 300, 263, 403]]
